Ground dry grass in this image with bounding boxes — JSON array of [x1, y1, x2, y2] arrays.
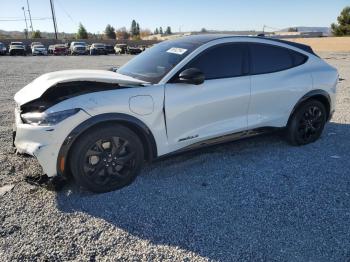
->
[[289, 37, 350, 52]]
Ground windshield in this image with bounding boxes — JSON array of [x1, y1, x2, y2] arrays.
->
[[34, 45, 45, 48], [93, 44, 104, 48], [117, 40, 200, 83], [74, 42, 86, 46]]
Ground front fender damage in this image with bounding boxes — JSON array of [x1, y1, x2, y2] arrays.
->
[[20, 81, 125, 113]]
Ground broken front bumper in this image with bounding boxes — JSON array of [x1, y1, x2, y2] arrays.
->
[[13, 108, 91, 177]]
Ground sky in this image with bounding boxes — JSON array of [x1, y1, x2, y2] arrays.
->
[[0, 0, 349, 33]]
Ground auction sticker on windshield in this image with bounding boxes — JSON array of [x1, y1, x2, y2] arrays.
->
[[166, 47, 188, 55]]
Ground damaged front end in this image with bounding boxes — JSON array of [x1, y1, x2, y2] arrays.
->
[[20, 81, 121, 114], [13, 70, 150, 180]]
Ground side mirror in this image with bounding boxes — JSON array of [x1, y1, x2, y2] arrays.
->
[[178, 68, 205, 85]]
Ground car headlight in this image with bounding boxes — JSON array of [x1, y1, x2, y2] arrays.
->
[[21, 108, 80, 126]]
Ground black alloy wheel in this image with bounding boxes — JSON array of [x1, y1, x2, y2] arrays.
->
[[70, 124, 144, 193], [286, 100, 327, 146]]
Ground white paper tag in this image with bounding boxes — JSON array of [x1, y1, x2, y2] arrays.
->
[[166, 47, 187, 55]]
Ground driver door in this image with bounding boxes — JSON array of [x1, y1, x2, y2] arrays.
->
[[165, 43, 251, 149]]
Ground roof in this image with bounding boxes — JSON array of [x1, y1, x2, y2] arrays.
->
[[171, 34, 318, 56]]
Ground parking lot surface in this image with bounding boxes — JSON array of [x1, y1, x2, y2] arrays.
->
[[0, 54, 349, 261]]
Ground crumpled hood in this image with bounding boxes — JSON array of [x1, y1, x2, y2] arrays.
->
[[14, 69, 149, 105]]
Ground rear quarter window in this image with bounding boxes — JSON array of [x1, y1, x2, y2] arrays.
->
[[291, 51, 308, 67], [249, 43, 307, 75]]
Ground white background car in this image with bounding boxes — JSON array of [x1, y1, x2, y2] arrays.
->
[[9, 42, 26, 56], [70, 41, 88, 55], [31, 44, 48, 56], [13, 35, 338, 193], [90, 43, 107, 55]]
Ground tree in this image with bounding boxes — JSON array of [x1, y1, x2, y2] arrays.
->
[[131, 19, 138, 36], [116, 27, 130, 40], [136, 23, 140, 35], [201, 28, 208, 33], [76, 23, 88, 39], [154, 28, 159, 34], [104, 24, 116, 39], [32, 30, 41, 38], [331, 6, 350, 36], [165, 26, 172, 35], [159, 27, 163, 35]]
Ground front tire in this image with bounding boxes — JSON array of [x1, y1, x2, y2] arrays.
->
[[69, 124, 144, 193], [286, 100, 327, 146]]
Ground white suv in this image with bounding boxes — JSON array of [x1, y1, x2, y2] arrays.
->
[[13, 35, 338, 193], [31, 44, 48, 56], [70, 41, 87, 55]]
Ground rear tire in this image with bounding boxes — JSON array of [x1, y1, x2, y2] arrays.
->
[[69, 124, 144, 193], [286, 100, 327, 146]]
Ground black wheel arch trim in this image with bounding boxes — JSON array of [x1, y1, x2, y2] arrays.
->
[[289, 89, 331, 123], [56, 113, 158, 177]]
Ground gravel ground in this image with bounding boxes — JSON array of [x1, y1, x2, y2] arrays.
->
[[0, 53, 349, 261]]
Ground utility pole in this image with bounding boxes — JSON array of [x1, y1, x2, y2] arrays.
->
[[49, 0, 58, 39], [26, 0, 34, 36], [22, 7, 29, 39]]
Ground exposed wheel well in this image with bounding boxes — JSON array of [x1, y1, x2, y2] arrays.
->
[[308, 95, 330, 119], [58, 117, 157, 179], [72, 120, 155, 162], [289, 94, 330, 125]]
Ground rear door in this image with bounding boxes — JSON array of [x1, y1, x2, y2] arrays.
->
[[247, 43, 311, 128], [165, 43, 251, 148]]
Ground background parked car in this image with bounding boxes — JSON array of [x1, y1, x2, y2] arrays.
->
[[31, 44, 48, 56], [114, 44, 127, 54], [9, 42, 26, 56], [90, 43, 107, 55], [48, 45, 55, 55], [70, 41, 88, 55], [127, 46, 143, 55], [0, 42, 6, 55], [30, 42, 42, 50], [104, 44, 115, 54], [53, 44, 68, 55]]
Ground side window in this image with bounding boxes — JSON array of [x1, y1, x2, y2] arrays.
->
[[185, 43, 246, 79], [249, 43, 294, 74], [291, 51, 308, 67]]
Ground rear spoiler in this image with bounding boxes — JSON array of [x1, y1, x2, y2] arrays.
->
[[256, 37, 319, 57]]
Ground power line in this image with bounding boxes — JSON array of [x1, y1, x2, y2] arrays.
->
[[55, 0, 77, 25], [0, 18, 52, 22], [0, 17, 52, 19]]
